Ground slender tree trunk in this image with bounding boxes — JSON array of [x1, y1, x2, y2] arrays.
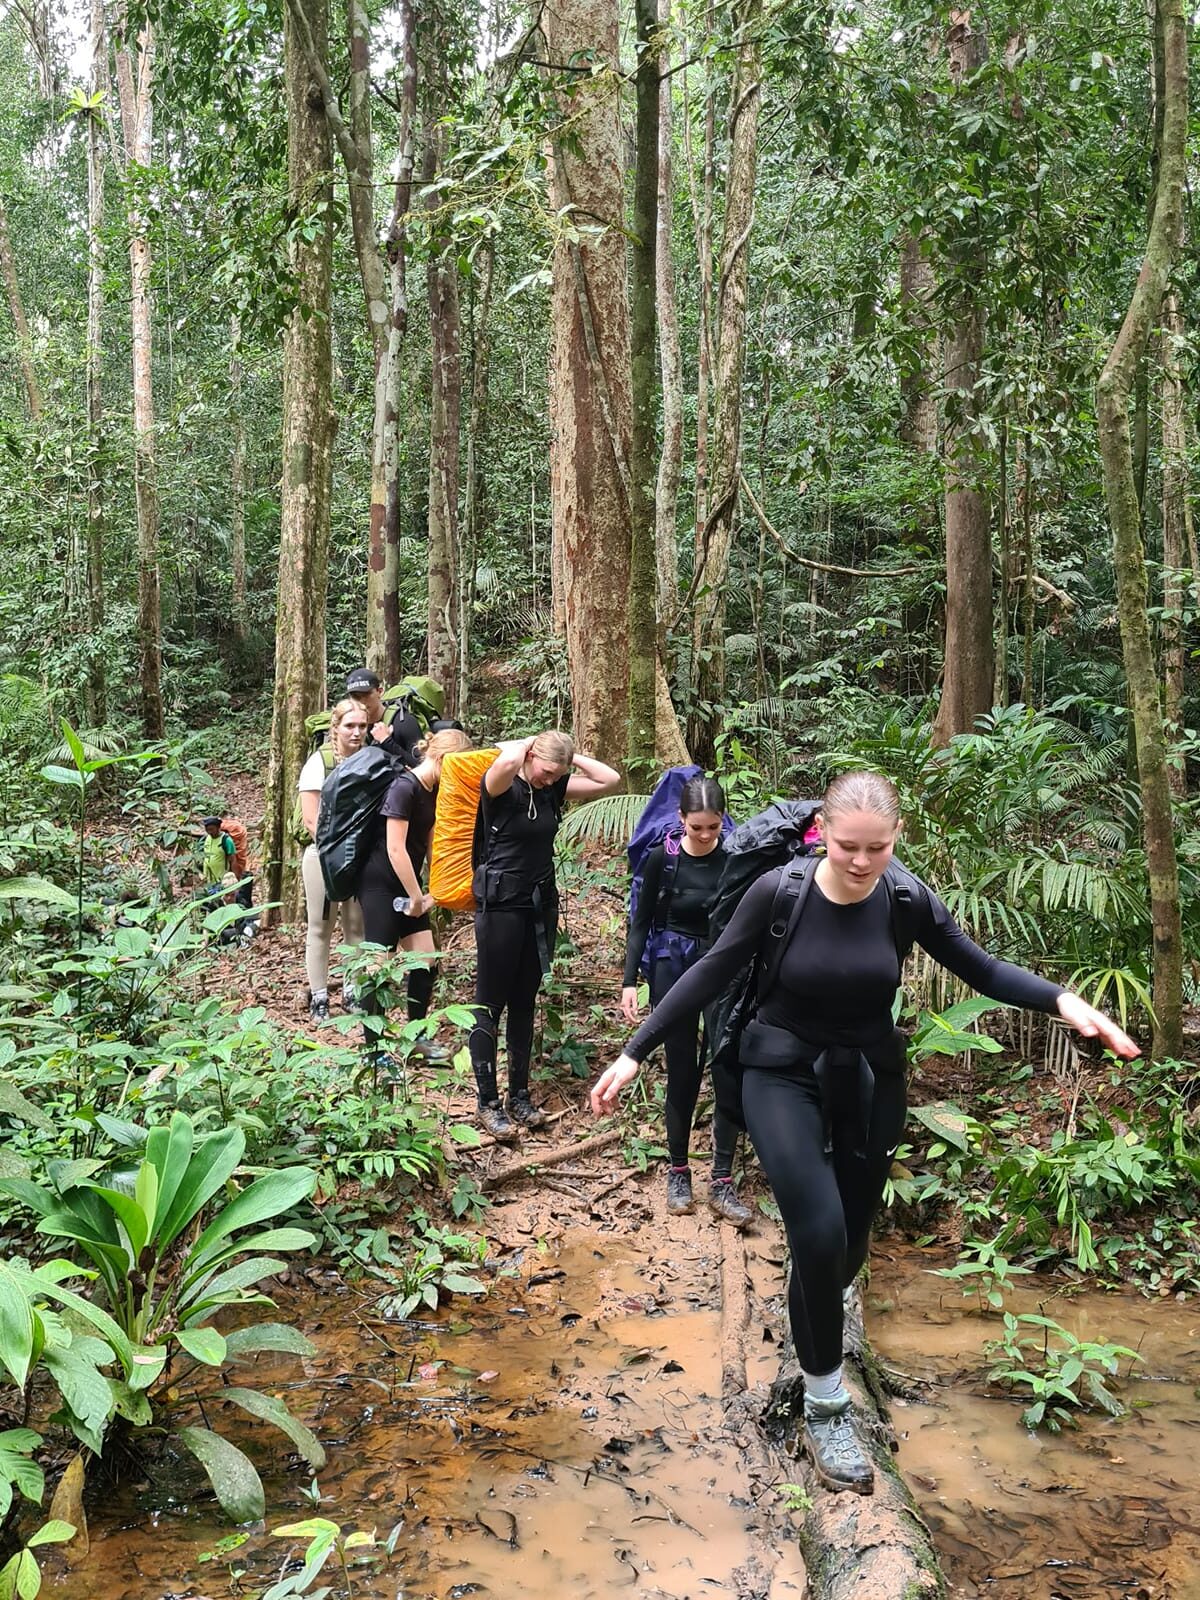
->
[[688, 9, 717, 621], [1094, 0, 1186, 1059], [424, 123, 462, 707], [628, 0, 660, 774], [931, 11, 992, 747], [261, 0, 335, 919], [1160, 288, 1191, 795], [898, 232, 938, 469], [688, 0, 761, 761], [460, 243, 494, 715], [656, 0, 683, 638], [230, 318, 248, 644], [0, 197, 43, 420], [545, 0, 633, 758], [380, 0, 418, 679], [83, 0, 108, 723], [113, 7, 164, 738]]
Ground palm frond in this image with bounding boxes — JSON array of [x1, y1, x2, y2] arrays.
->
[[559, 792, 650, 849]]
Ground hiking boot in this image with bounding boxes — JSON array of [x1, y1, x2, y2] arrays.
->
[[507, 1091, 548, 1129], [407, 1037, 451, 1065], [803, 1398, 874, 1495], [478, 1100, 519, 1144], [308, 995, 330, 1024], [708, 1177, 752, 1229], [666, 1167, 694, 1215], [342, 988, 362, 1015]]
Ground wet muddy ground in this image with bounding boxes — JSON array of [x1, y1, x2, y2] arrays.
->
[[44, 1177, 1200, 1600]]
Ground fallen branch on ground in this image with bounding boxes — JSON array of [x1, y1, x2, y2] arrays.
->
[[481, 1125, 624, 1190]]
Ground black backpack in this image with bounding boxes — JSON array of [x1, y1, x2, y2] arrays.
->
[[704, 803, 924, 1129], [315, 746, 396, 901]]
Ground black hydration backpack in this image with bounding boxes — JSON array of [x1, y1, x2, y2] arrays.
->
[[703, 800, 924, 1129], [315, 746, 396, 902]]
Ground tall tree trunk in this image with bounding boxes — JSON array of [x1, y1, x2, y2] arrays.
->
[[1094, 0, 1186, 1060], [83, 0, 108, 723], [460, 244, 494, 715], [0, 197, 43, 420], [686, 6, 717, 634], [283, 0, 401, 676], [931, 11, 992, 748], [688, 0, 761, 761], [545, 0, 633, 759], [424, 123, 462, 707], [380, 0, 418, 679], [261, 0, 335, 919], [898, 231, 937, 456], [113, 6, 164, 738], [1159, 289, 1190, 795], [230, 318, 248, 644], [656, 0, 683, 640], [628, 0, 660, 774]]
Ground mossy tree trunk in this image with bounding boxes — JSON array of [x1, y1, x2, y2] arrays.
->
[[1094, 0, 1186, 1059]]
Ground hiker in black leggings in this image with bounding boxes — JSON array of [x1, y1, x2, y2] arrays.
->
[[471, 731, 620, 1143], [358, 728, 472, 1050], [592, 769, 1138, 1496], [621, 776, 750, 1227]]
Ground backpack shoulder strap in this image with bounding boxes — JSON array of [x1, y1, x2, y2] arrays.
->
[[652, 833, 681, 929], [883, 861, 926, 963], [757, 854, 819, 1003], [321, 744, 337, 774]]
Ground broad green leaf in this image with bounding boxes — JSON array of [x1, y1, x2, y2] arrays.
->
[[0, 1152, 29, 1181], [94, 1113, 148, 1148], [174, 1426, 265, 1523], [26, 1521, 75, 1549], [60, 720, 86, 772], [145, 1114, 194, 1234], [220, 1389, 325, 1469], [271, 1517, 339, 1539], [0, 1431, 43, 1511], [176, 1327, 227, 1366], [182, 1228, 315, 1289], [0, 1082, 53, 1133], [107, 1380, 152, 1426], [448, 1124, 483, 1147], [82, 1187, 149, 1263], [179, 1257, 287, 1318], [126, 1345, 168, 1392], [4, 1267, 133, 1376], [0, 1265, 36, 1387], [42, 1342, 114, 1455], [0, 875, 78, 912], [156, 1126, 246, 1253], [0, 1546, 40, 1600], [190, 1168, 316, 1262], [39, 764, 88, 790], [223, 1324, 315, 1363]]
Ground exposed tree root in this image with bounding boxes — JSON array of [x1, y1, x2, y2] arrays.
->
[[480, 1126, 624, 1191]]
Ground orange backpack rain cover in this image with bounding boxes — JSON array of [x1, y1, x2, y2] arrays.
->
[[429, 747, 499, 912]]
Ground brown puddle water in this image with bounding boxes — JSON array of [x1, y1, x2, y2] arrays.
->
[[51, 1227, 805, 1600], [867, 1249, 1200, 1598]]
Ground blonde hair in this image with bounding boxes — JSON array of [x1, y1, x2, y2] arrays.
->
[[415, 728, 473, 770], [530, 729, 575, 768], [329, 699, 367, 762], [820, 770, 901, 826]]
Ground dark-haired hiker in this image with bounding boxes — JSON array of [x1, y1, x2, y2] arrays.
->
[[621, 776, 750, 1227], [593, 769, 1138, 1496], [471, 732, 621, 1142], [357, 728, 473, 1038]]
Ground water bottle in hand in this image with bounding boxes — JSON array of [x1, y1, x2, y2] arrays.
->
[[393, 894, 413, 915]]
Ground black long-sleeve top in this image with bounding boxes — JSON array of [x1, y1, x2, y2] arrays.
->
[[622, 842, 725, 986], [625, 864, 1065, 1060]]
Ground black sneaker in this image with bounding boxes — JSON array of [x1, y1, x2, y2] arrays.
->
[[308, 995, 330, 1024], [708, 1177, 752, 1229], [666, 1167, 694, 1215], [803, 1399, 874, 1495], [507, 1091, 548, 1129], [478, 1100, 519, 1144]]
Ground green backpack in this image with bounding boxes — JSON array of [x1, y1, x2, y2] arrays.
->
[[305, 675, 447, 754], [289, 744, 337, 848]]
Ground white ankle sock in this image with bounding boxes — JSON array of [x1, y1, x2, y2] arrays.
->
[[801, 1365, 845, 1403]]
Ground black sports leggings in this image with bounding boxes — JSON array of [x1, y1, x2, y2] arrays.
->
[[648, 959, 737, 1175], [357, 872, 435, 1020], [469, 902, 557, 1102], [740, 1043, 906, 1375]]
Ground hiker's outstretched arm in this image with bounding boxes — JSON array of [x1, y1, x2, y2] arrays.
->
[[565, 753, 621, 801], [484, 738, 536, 797]]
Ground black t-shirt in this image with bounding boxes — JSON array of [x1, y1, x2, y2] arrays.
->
[[363, 771, 436, 888], [477, 773, 570, 907], [626, 865, 1065, 1059], [623, 841, 725, 985]]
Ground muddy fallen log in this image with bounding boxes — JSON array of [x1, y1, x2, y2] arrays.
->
[[720, 1228, 946, 1600]]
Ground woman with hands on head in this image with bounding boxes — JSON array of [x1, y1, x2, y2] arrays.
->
[[592, 769, 1137, 1498], [471, 730, 620, 1143]]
